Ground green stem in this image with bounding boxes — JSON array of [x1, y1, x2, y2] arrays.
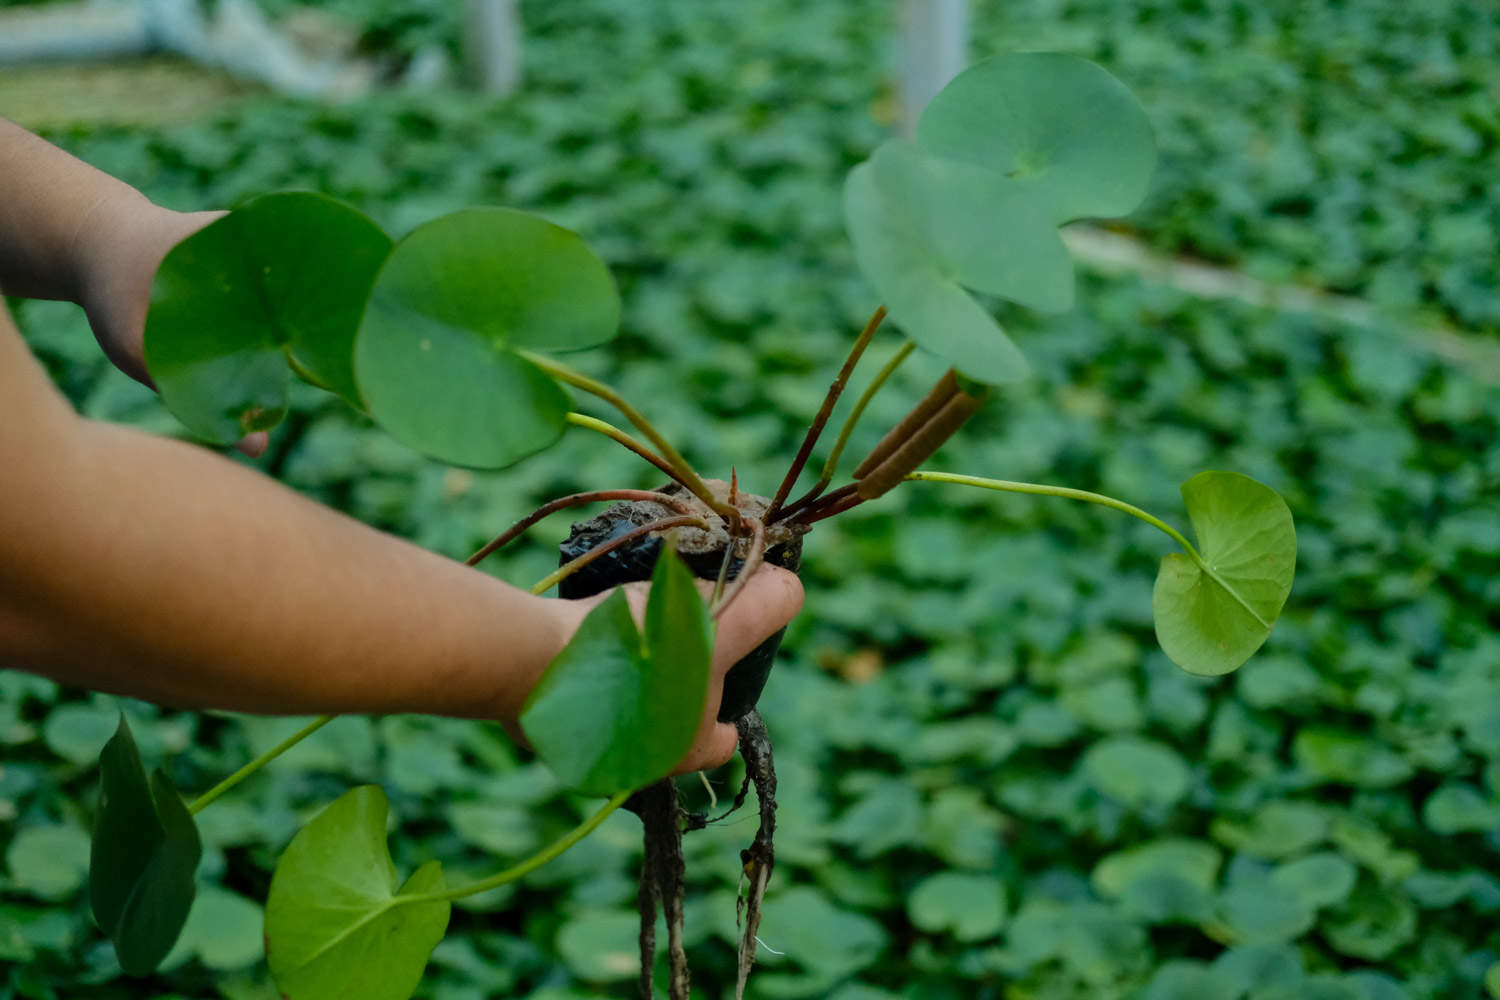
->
[[516, 350, 734, 521], [564, 412, 687, 487], [905, 470, 1203, 561], [402, 791, 632, 904], [188, 715, 334, 815]]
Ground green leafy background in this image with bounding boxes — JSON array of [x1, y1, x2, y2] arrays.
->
[[3, 0, 1498, 997]]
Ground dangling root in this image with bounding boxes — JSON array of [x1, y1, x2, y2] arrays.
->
[[629, 711, 779, 1000], [733, 711, 777, 1000]]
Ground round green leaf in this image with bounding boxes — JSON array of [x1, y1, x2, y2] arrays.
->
[[145, 192, 393, 441], [917, 53, 1156, 223], [165, 885, 264, 971], [907, 872, 1008, 942], [555, 910, 641, 982], [1271, 852, 1357, 910], [42, 703, 121, 765], [1153, 471, 1297, 676], [1215, 882, 1315, 945], [1484, 960, 1500, 999], [264, 785, 450, 1000], [759, 886, 887, 978], [1081, 737, 1190, 808], [844, 161, 1029, 385], [1423, 782, 1500, 833], [521, 544, 711, 795], [8, 824, 90, 900], [1093, 838, 1221, 898], [355, 207, 619, 468], [1322, 886, 1417, 960], [1211, 800, 1329, 859], [90, 714, 202, 976]]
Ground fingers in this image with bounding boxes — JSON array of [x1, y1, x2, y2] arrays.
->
[[710, 565, 803, 668], [671, 721, 739, 775], [235, 431, 269, 459]]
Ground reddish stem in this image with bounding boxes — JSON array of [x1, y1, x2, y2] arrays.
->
[[466, 490, 694, 568], [543, 515, 710, 593], [765, 307, 886, 520]]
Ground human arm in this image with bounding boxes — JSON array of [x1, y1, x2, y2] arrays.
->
[[0, 303, 802, 771]]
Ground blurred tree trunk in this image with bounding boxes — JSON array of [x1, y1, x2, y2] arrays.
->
[[898, 0, 969, 137], [466, 0, 522, 95]]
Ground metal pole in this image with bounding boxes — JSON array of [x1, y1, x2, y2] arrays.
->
[[898, 0, 970, 137]]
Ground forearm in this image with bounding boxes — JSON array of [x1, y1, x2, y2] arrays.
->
[[1, 413, 573, 724]]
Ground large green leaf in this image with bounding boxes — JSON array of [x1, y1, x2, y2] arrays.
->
[[354, 207, 619, 468], [144, 192, 393, 441], [90, 715, 202, 976], [520, 543, 713, 795], [264, 785, 449, 1000], [844, 162, 1029, 385], [916, 53, 1156, 223], [1153, 471, 1296, 676]]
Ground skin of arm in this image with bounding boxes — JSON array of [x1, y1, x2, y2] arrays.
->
[[0, 123, 804, 774]]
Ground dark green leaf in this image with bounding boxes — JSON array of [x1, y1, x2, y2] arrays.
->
[[264, 785, 450, 1000], [354, 207, 618, 468], [145, 192, 392, 441], [1153, 471, 1297, 675], [90, 715, 202, 976], [520, 543, 712, 795]]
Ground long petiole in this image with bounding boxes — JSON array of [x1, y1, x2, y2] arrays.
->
[[773, 339, 915, 521], [401, 791, 632, 904], [515, 349, 735, 523], [189, 715, 334, 815], [467, 490, 694, 569], [766, 307, 886, 519], [527, 515, 709, 595], [566, 413, 690, 488], [904, 471, 1202, 560]]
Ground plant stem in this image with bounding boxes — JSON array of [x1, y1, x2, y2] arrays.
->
[[776, 340, 916, 518], [710, 517, 765, 619], [402, 791, 632, 904], [904, 471, 1202, 559], [781, 482, 858, 525], [188, 715, 334, 815], [565, 413, 688, 487], [467, 490, 694, 569], [527, 515, 709, 595], [765, 307, 887, 520], [794, 487, 864, 525], [515, 349, 735, 522]]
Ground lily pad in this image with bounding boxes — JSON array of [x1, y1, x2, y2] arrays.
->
[[145, 192, 392, 441], [520, 542, 712, 795], [90, 715, 202, 976], [264, 785, 450, 1000], [1153, 471, 1297, 675], [907, 871, 1008, 941], [354, 207, 619, 468], [917, 53, 1156, 223]]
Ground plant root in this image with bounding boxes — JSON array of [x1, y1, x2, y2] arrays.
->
[[628, 712, 779, 1000]]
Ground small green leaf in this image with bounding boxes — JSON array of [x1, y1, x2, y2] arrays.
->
[[1271, 852, 1357, 909], [1215, 881, 1315, 945], [264, 785, 449, 1000], [145, 192, 393, 441], [907, 872, 1008, 941], [8, 824, 90, 900], [1153, 471, 1297, 675], [1484, 960, 1500, 999], [90, 714, 202, 976], [1093, 839, 1221, 898], [917, 53, 1156, 223], [354, 207, 619, 468], [521, 543, 712, 795], [1081, 737, 1190, 808], [555, 910, 641, 982]]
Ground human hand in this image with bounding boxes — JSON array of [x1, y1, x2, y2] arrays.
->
[[77, 198, 268, 457], [535, 564, 804, 776]]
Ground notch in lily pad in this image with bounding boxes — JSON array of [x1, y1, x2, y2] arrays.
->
[[264, 785, 449, 1000], [144, 192, 394, 443], [354, 207, 621, 469], [521, 539, 714, 795], [1153, 470, 1297, 675], [843, 52, 1156, 385], [90, 714, 202, 976]]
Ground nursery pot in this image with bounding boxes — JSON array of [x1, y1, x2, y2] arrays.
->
[[558, 480, 806, 722]]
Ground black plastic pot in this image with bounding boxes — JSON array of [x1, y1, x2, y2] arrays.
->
[[557, 481, 804, 722]]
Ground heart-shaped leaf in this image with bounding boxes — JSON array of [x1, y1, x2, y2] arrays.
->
[[265, 785, 449, 1000], [1153, 471, 1297, 676], [354, 207, 620, 468], [917, 52, 1156, 223], [145, 192, 393, 441], [521, 542, 713, 795], [90, 714, 202, 976]]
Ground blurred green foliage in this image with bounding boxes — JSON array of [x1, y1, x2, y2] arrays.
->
[[3, 0, 1498, 997]]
